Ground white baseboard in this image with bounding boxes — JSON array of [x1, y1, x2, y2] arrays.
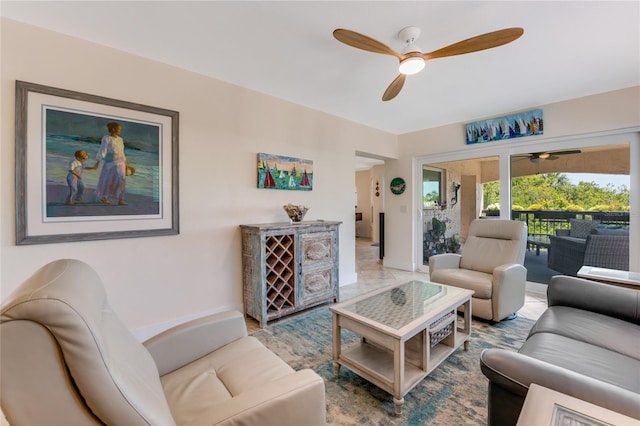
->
[[382, 259, 415, 272], [340, 272, 359, 286]]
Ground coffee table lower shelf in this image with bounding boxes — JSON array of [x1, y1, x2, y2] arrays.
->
[[336, 329, 471, 398]]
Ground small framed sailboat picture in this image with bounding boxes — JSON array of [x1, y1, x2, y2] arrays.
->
[[257, 153, 313, 191]]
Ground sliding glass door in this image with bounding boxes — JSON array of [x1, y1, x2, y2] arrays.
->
[[415, 133, 637, 275]]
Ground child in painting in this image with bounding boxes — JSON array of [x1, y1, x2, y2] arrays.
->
[[65, 150, 95, 206], [93, 122, 128, 205]]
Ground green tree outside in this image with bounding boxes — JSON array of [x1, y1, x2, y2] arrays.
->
[[483, 173, 630, 211]]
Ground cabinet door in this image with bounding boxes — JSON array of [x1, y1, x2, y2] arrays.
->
[[300, 232, 336, 304], [301, 231, 333, 265]]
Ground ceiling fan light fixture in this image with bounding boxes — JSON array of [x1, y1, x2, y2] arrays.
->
[[399, 56, 425, 75], [539, 153, 551, 159]]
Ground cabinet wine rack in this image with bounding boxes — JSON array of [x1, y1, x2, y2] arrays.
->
[[264, 234, 295, 312]]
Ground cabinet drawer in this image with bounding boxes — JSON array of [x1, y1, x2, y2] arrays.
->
[[301, 232, 333, 265], [301, 264, 334, 303]]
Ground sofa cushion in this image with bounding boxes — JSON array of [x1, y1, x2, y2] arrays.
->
[[460, 237, 523, 275], [569, 219, 600, 238], [518, 333, 640, 394], [161, 336, 296, 424], [429, 269, 493, 298], [527, 306, 640, 360], [590, 227, 630, 236]]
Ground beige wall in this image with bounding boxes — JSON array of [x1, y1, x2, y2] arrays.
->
[[0, 19, 398, 338], [355, 171, 372, 238], [355, 165, 385, 241]]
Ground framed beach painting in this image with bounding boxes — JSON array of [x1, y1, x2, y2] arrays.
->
[[15, 81, 179, 245], [257, 153, 313, 191]]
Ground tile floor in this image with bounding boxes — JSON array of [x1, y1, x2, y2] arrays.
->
[[246, 237, 548, 331]]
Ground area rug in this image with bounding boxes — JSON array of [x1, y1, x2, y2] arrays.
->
[[251, 307, 534, 425]]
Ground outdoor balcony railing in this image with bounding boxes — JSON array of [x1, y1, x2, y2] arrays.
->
[[508, 210, 630, 237]]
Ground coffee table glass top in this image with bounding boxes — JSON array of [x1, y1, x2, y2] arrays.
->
[[336, 280, 468, 330]]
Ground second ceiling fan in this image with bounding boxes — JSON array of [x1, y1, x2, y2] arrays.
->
[[514, 150, 582, 163], [333, 26, 524, 101]]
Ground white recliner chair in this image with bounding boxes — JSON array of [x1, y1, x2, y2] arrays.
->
[[429, 219, 527, 322], [1, 259, 326, 425]]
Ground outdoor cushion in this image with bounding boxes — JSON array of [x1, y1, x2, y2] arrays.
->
[[591, 227, 629, 236]]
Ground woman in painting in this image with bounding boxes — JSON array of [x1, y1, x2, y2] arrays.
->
[[93, 121, 127, 205]]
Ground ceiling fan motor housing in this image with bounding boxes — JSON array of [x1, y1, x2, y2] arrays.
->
[[398, 27, 425, 74], [398, 26, 421, 47]]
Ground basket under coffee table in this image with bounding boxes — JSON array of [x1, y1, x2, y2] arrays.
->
[[330, 280, 473, 415]]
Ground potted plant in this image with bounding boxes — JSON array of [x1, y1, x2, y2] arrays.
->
[[486, 203, 500, 216], [446, 234, 461, 253]]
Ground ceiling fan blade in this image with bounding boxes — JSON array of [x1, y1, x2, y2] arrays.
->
[[382, 74, 406, 101], [547, 155, 560, 160], [333, 29, 402, 59], [550, 150, 582, 156], [423, 27, 524, 60]]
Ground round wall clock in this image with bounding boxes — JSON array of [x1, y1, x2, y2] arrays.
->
[[390, 177, 406, 195]]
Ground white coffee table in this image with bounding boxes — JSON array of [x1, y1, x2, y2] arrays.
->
[[330, 280, 473, 415]]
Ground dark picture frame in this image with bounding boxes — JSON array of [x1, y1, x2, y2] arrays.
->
[[15, 81, 179, 244]]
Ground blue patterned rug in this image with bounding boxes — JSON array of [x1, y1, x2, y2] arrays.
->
[[251, 307, 534, 425]]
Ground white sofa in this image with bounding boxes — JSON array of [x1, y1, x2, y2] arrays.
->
[[1, 259, 326, 425]]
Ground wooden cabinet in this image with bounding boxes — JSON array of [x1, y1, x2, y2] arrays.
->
[[241, 221, 341, 327]]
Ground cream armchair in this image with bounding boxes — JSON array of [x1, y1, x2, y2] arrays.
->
[[1, 259, 325, 426], [429, 219, 527, 322]]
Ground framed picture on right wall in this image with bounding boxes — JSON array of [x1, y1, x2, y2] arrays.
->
[[465, 109, 543, 144]]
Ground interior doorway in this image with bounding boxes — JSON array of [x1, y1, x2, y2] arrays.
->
[[355, 155, 385, 260]]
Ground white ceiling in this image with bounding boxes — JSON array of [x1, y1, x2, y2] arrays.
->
[[2, 1, 639, 137]]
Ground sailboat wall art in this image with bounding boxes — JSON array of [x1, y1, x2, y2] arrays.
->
[[257, 153, 313, 191]]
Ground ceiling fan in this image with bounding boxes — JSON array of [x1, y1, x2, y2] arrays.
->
[[333, 26, 524, 101], [514, 150, 582, 163]]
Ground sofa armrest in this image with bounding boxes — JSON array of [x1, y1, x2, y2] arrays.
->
[[144, 310, 248, 375], [555, 229, 570, 236], [547, 276, 640, 324], [492, 264, 527, 320], [428, 253, 461, 273], [195, 369, 325, 426], [480, 349, 640, 422]]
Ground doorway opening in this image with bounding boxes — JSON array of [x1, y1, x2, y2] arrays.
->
[[355, 154, 385, 262]]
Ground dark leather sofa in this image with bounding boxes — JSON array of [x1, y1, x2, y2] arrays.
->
[[480, 275, 640, 425]]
